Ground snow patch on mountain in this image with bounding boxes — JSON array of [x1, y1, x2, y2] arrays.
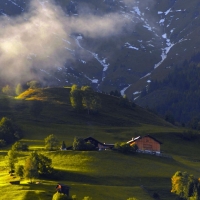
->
[[75, 36, 109, 81], [124, 42, 139, 50], [120, 84, 131, 96], [133, 91, 141, 95], [140, 72, 151, 79]]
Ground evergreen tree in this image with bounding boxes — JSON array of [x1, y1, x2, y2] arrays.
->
[[60, 141, 67, 150]]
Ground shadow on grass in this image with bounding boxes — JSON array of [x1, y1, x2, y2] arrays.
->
[[49, 169, 171, 187], [23, 190, 53, 200]]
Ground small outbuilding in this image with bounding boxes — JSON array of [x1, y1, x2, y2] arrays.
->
[[127, 135, 162, 153]]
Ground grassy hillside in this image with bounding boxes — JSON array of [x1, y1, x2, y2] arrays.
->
[[0, 87, 199, 200], [12, 87, 172, 127]]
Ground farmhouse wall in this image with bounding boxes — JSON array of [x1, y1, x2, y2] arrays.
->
[[131, 136, 160, 152]]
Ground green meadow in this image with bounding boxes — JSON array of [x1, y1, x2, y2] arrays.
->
[[0, 87, 200, 200]]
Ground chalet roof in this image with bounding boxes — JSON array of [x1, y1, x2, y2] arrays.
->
[[84, 136, 104, 146], [127, 135, 163, 144]]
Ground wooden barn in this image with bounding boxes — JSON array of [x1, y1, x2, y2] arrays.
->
[[127, 135, 162, 153]]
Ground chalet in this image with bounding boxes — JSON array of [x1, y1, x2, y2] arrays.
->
[[67, 137, 114, 150], [56, 183, 70, 196], [127, 135, 162, 154], [84, 137, 114, 150]]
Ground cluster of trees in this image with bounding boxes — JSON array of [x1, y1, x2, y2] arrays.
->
[[109, 90, 122, 97], [140, 57, 200, 127], [0, 117, 23, 147], [44, 134, 68, 152], [171, 171, 200, 199], [119, 95, 136, 109], [6, 145, 54, 182], [70, 85, 101, 114], [72, 137, 96, 151], [114, 142, 138, 154], [1, 80, 41, 96]]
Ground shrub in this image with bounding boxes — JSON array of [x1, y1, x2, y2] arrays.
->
[[73, 137, 96, 151], [52, 192, 69, 200], [12, 141, 28, 151], [82, 197, 92, 200], [114, 142, 138, 154]]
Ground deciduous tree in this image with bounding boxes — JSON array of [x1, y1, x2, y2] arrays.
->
[[24, 154, 38, 183], [81, 86, 100, 114], [0, 117, 22, 144], [6, 149, 17, 173], [73, 137, 85, 151], [171, 171, 200, 199], [27, 80, 41, 89], [44, 134, 60, 151], [15, 83, 23, 95], [2, 85, 13, 95], [15, 165, 24, 179], [70, 84, 83, 112]]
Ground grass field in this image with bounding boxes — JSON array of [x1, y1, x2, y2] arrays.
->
[[0, 88, 200, 200]]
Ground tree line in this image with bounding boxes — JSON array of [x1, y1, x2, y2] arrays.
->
[[140, 55, 200, 127]]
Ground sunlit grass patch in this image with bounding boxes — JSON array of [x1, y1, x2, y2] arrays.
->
[[69, 184, 154, 200]]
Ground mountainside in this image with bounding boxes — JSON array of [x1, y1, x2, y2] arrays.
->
[[136, 58, 200, 126], [0, 0, 200, 97]]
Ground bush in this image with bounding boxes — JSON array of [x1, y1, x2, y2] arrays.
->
[[114, 142, 138, 154], [52, 192, 70, 200], [12, 141, 28, 151], [82, 197, 92, 200], [73, 138, 96, 151]]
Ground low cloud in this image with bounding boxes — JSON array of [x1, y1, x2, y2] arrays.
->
[[0, 0, 152, 84]]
